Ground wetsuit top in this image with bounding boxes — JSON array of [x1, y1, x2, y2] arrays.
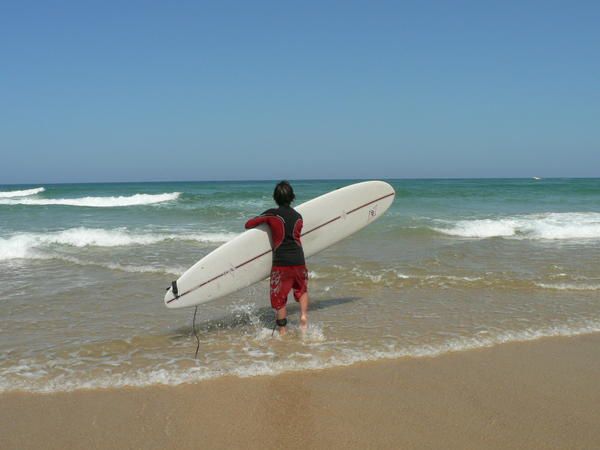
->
[[245, 205, 305, 266]]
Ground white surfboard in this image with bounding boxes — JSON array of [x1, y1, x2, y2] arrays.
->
[[164, 180, 395, 308]]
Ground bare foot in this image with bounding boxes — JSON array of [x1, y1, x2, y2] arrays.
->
[[300, 315, 308, 332], [278, 325, 287, 336]]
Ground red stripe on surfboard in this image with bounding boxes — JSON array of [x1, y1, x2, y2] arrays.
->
[[300, 215, 342, 237], [167, 191, 394, 304], [166, 249, 272, 303], [346, 192, 395, 215], [300, 192, 395, 237]]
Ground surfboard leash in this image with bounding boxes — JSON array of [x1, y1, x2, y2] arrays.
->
[[192, 306, 200, 359]]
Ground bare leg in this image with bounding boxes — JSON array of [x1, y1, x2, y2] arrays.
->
[[298, 292, 309, 330], [276, 306, 287, 336]]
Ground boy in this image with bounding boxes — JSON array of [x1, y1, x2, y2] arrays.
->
[[245, 181, 309, 335]]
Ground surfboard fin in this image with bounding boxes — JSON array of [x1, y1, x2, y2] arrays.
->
[[169, 280, 179, 299]]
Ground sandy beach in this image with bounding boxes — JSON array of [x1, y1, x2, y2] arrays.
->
[[2, 333, 599, 450]]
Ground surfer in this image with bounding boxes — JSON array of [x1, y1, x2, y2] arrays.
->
[[245, 181, 309, 335]]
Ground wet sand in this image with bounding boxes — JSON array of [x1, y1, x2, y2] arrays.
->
[[2, 333, 599, 450]]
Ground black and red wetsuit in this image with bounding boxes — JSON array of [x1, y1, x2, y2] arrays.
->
[[245, 205, 308, 310], [244, 205, 305, 266]]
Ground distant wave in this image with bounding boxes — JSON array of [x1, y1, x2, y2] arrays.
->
[[0, 187, 45, 198], [432, 212, 600, 240], [0, 192, 180, 207], [0, 227, 238, 261]]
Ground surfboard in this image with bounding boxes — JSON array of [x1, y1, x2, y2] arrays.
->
[[164, 180, 395, 308]]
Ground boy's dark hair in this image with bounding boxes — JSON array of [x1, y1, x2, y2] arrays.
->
[[273, 180, 295, 206]]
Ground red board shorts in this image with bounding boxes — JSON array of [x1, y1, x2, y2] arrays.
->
[[270, 265, 308, 310]]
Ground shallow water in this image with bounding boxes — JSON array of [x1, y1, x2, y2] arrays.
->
[[1, 178, 599, 392]]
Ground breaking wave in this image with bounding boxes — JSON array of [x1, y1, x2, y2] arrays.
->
[[0, 187, 45, 198], [433, 212, 600, 240], [0, 192, 180, 207], [0, 227, 238, 261]]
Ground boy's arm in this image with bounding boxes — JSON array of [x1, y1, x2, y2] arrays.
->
[[244, 210, 273, 229], [244, 210, 285, 249]]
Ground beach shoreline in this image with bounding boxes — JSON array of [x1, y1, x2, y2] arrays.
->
[[2, 333, 599, 450]]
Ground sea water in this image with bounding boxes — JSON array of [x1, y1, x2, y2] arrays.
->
[[1, 178, 599, 392]]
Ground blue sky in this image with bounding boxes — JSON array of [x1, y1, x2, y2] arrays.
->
[[1, 1, 599, 183]]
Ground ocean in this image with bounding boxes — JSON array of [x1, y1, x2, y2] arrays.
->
[[1, 178, 599, 393]]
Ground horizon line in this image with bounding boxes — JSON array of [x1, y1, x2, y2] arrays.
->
[[1, 176, 600, 187]]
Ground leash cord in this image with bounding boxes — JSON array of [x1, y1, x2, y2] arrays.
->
[[192, 306, 200, 359]]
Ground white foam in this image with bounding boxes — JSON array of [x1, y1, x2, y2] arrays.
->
[[350, 269, 483, 285], [0, 236, 32, 260], [0, 228, 238, 261], [435, 219, 516, 238], [351, 268, 383, 283], [0, 187, 45, 198], [425, 275, 483, 282], [394, 272, 413, 279], [0, 192, 180, 207], [434, 212, 600, 240], [300, 323, 326, 343], [1, 321, 598, 394], [536, 283, 600, 291]]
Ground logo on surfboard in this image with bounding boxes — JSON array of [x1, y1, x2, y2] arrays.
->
[[368, 204, 378, 221]]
